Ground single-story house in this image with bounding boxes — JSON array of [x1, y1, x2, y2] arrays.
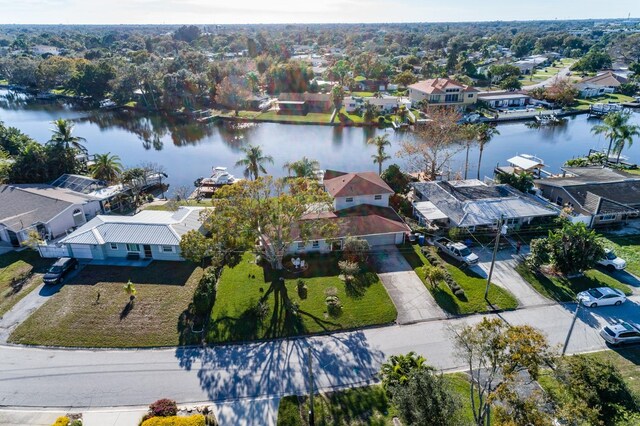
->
[[0, 184, 102, 247], [277, 92, 333, 114], [576, 71, 628, 98], [344, 96, 412, 113], [353, 78, 388, 92], [287, 170, 410, 253], [534, 167, 640, 227], [477, 91, 531, 109], [50, 207, 206, 260], [412, 179, 558, 230], [408, 78, 479, 106]]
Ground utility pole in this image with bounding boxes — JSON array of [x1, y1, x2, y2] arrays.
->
[[485, 215, 506, 300], [308, 347, 315, 426]]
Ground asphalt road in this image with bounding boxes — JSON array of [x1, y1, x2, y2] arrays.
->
[[1, 296, 638, 410]]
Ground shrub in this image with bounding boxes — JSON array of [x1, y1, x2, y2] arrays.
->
[[297, 279, 307, 299], [149, 399, 178, 417], [70, 421, 82, 426], [338, 260, 360, 282], [52, 417, 69, 426], [141, 414, 206, 426], [325, 295, 342, 316], [454, 288, 466, 299], [251, 300, 269, 321], [193, 268, 217, 316]]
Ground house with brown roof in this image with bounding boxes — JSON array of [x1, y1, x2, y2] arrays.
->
[[576, 71, 628, 98], [408, 78, 479, 107], [277, 92, 333, 114], [288, 170, 410, 253]]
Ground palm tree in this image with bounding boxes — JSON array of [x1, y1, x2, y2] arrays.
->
[[362, 101, 378, 123], [474, 123, 500, 180], [235, 144, 274, 180], [283, 156, 320, 178], [612, 124, 640, 163], [124, 280, 137, 302], [460, 124, 478, 180], [591, 111, 630, 160], [422, 265, 445, 289], [367, 134, 392, 175], [90, 153, 123, 183], [48, 118, 87, 153]]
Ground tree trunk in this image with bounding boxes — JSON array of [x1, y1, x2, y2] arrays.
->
[[464, 143, 470, 180], [378, 161, 382, 176], [477, 144, 484, 180], [606, 137, 614, 160]]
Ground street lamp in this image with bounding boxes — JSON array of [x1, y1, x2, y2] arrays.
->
[[484, 215, 508, 300]]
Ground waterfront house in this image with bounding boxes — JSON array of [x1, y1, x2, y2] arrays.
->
[[477, 91, 531, 109], [343, 95, 412, 114], [0, 184, 102, 247], [289, 170, 410, 253], [534, 167, 640, 227], [576, 71, 628, 98], [45, 207, 206, 261], [277, 92, 333, 114], [411, 180, 558, 231], [407, 78, 479, 107]]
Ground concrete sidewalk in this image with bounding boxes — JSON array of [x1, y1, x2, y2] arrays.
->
[[375, 246, 447, 324]]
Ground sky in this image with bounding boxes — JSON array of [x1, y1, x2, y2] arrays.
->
[[0, 0, 639, 25]]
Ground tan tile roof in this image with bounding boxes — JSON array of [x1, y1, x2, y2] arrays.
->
[[579, 71, 627, 87], [408, 78, 479, 95], [323, 172, 394, 197]]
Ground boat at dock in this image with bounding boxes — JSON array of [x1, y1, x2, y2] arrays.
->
[[494, 154, 552, 179], [192, 167, 241, 199]]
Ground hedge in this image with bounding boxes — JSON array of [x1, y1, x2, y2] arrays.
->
[[141, 415, 205, 426]]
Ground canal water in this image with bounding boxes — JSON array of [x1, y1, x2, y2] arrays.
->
[[1, 89, 639, 195]]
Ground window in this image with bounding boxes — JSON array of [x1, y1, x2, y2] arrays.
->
[[126, 243, 140, 252], [600, 214, 616, 221], [374, 194, 382, 200], [506, 218, 518, 226], [110, 243, 118, 250], [297, 242, 305, 249], [312, 240, 320, 248], [555, 196, 563, 206], [468, 93, 474, 98], [161, 246, 174, 253], [345, 197, 354, 203]]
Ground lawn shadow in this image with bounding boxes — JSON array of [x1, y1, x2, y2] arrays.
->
[[65, 262, 198, 286], [173, 329, 385, 423], [609, 269, 640, 290], [344, 270, 378, 299], [119, 300, 134, 320]]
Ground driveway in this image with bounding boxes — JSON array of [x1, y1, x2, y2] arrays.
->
[[472, 246, 552, 308], [522, 65, 572, 90], [0, 265, 84, 343], [374, 246, 447, 324]]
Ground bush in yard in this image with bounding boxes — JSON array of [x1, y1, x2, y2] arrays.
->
[[193, 268, 217, 316], [149, 399, 178, 417], [296, 279, 307, 299], [422, 264, 445, 289], [551, 354, 639, 424], [324, 287, 342, 315], [529, 221, 605, 275], [52, 417, 70, 426], [338, 260, 360, 283], [342, 236, 370, 264], [141, 414, 205, 426]]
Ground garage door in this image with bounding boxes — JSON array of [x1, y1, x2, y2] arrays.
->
[[364, 233, 397, 247], [70, 244, 93, 259]]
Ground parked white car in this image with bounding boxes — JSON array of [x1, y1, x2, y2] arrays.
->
[[597, 249, 626, 271], [577, 287, 626, 307], [600, 321, 640, 346]]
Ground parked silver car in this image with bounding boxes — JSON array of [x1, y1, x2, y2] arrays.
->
[[576, 287, 626, 308], [600, 321, 640, 346]]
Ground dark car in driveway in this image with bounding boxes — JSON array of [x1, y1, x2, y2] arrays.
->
[[43, 257, 79, 285]]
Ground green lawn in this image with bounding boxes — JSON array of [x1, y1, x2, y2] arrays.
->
[[338, 107, 365, 124], [0, 250, 51, 317], [277, 373, 481, 425], [0, 79, 8, 85], [255, 110, 333, 124], [515, 263, 632, 302], [206, 252, 397, 343], [350, 91, 376, 97], [9, 262, 204, 347], [601, 234, 640, 277], [400, 244, 519, 314], [144, 200, 211, 211]]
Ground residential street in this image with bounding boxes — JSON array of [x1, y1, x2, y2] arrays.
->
[[1, 296, 637, 415], [375, 246, 447, 323]]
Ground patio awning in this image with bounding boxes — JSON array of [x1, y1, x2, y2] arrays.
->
[[507, 155, 544, 171], [414, 201, 448, 221]]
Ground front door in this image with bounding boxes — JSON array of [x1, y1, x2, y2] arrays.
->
[[143, 244, 152, 258], [7, 230, 20, 247]]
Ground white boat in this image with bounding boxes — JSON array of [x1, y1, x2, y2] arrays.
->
[[198, 167, 240, 187], [99, 99, 117, 109]]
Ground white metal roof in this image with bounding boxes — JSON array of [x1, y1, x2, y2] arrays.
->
[[60, 207, 206, 246], [507, 155, 545, 171], [413, 201, 448, 221]]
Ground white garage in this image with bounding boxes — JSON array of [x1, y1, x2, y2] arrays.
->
[[69, 244, 94, 259]]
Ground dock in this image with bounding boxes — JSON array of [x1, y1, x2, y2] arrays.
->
[[588, 103, 626, 117]]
